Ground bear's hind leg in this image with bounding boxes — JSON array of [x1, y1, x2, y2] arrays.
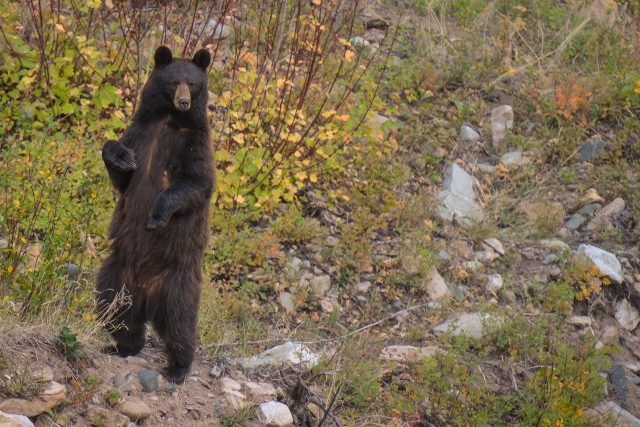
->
[[96, 255, 146, 357], [148, 268, 200, 384]]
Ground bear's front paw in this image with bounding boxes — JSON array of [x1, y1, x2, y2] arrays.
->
[[145, 214, 168, 231], [104, 141, 137, 172]]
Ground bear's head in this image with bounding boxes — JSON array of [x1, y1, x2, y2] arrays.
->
[[142, 46, 211, 116]]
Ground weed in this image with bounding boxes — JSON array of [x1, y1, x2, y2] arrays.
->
[[270, 205, 323, 244], [104, 388, 121, 407], [1, 368, 42, 399], [56, 326, 85, 362]]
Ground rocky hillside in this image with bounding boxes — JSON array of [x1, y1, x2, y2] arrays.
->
[[1, 0, 640, 426]]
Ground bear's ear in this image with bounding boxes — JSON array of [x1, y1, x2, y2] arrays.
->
[[192, 49, 211, 70], [154, 46, 173, 67]]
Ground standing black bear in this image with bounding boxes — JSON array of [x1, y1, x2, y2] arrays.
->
[[96, 46, 214, 384]]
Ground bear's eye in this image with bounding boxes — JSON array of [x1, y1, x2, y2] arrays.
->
[[187, 82, 196, 88], [170, 81, 178, 88]]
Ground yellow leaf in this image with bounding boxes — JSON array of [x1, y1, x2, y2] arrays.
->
[[335, 114, 350, 122], [6, 265, 13, 273], [322, 109, 335, 118], [344, 49, 355, 62], [105, 0, 114, 8], [310, 173, 318, 183], [311, 0, 321, 5], [55, 23, 65, 32], [295, 171, 307, 181]]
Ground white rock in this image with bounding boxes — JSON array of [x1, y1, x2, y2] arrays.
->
[[477, 163, 496, 174], [243, 381, 277, 403], [500, 150, 531, 168], [482, 238, 505, 256], [474, 250, 500, 262], [576, 244, 623, 284], [31, 367, 54, 383], [424, 269, 451, 302], [540, 239, 570, 253], [460, 125, 480, 144], [433, 312, 493, 339], [256, 401, 294, 427], [597, 197, 625, 217], [239, 342, 319, 370], [118, 399, 151, 422], [319, 298, 336, 313], [379, 345, 443, 364], [310, 275, 331, 297], [486, 274, 503, 294], [490, 105, 514, 147], [220, 377, 247, 410], [438, 164, 484, 225], [566, 316, 591, 327], [0, 410, 33, 427], [589, 401, 640, 427], [279, 292, 295, 313], [0, 381, 67, 418], [615, 299, 640, 331], [356, 281, 371, 293], [583, 188, 605, 204]]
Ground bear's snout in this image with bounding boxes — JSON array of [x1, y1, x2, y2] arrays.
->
[[173, 82, 191, 111]]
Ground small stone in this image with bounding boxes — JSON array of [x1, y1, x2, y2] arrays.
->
[[379, 345, 442, 364], [482, 238, 505, 256], [587, 401, 640, 427], [319, 298, 335, 313], [0, 381, 67, 418], [256, 401, 294, 427], [112, 372, 135, 393], [363, 28, 386, 44], [576, 244, 623, 284], [138, 369, 159, 393], [543, 254, 558, 265], [438, 164, 484, 225], [566, 316, 591, 327], [565, 214, 586, 231], [490, 105, 514, 147], [433, 312, 493, 339], [210, 366, 223, 378], [583, 188, 605, 204], [310, 275, 331, 297], [350, 36, 370, 48], [608, 365, 629, 405], [356, 281, 371, 293], [0, 237, 8, 250], [578, 203, 601, 216], [31, 368, 54, 383], [540, 239, 570, 253], [204, 18, 231, 39], [477, 163, 496, 174], [162, 382, 177, 393], [0, 410, 33, 427], [500, 150, 530, 168], [460, 125, 480, 144], [579, 136, 608, 162], [118, 399, 151, 422], [279, 292, 295, 313], [597, 197, 625, 217], [65, 263, 79, 281], [474, 250, 500, 262], [243, 381, 277, 403], [424, 269, 451, 302], [85, 405, 130, 427], [486, 274, 503, 294], [220, 377, 247, 410], [239, 342, 319, 370], [615, 299, 640, 331]]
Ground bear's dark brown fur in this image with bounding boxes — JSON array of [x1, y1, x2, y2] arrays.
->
[[97, 46, 214, 383]]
